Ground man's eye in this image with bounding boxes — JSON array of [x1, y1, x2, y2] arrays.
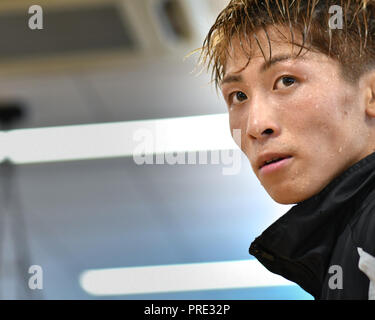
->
[[274, 76, 297, 90], [231, 91, 248, 104]]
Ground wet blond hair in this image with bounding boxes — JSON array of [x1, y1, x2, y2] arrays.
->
[[199, 0, 375, 89]]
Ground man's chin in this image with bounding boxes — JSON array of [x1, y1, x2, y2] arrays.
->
[[266, 188, 308, 205]]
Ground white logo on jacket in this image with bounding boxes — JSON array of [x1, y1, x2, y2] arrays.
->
[[357, 248, 375, 300]]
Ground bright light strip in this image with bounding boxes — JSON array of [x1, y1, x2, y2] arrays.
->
[[79, 259, 294, 296], [0, 114, 238, 165]]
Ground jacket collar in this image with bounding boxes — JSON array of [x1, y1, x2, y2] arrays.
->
[[249, 151, 375, 298]]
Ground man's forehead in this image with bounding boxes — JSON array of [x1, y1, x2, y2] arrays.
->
[[224, 43, 303, 77], [224, 26, 306, 74]]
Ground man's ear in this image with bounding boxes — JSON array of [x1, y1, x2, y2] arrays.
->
[[363, 71, 375, 118]]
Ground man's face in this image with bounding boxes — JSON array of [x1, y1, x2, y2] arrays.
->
[[221, 27, 374, 204]]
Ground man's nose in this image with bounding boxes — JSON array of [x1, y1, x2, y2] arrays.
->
[[245, 98, 280, 141]]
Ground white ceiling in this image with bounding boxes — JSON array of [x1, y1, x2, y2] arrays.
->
[[0, 56, 227, 129]]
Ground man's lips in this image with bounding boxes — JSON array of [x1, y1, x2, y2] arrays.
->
[[257, 153, 293, 169], [259, 156, 293, 174]]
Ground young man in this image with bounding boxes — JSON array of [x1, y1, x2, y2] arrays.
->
[[200, 0, 375, 299]]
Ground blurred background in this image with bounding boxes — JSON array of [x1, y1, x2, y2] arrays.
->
[[0, 0, 312, 299]]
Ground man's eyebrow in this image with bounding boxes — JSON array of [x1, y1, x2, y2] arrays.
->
[[221, 74, 244, 86], [260, 54, 299, 73], [221, 54, 302, 86]]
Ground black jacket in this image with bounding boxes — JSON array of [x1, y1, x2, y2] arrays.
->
[[249, 151, 375, 299]]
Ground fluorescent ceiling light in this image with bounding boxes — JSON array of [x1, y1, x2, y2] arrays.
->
[[0, 113, 238, 165], [79, 259, 294, 296]]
